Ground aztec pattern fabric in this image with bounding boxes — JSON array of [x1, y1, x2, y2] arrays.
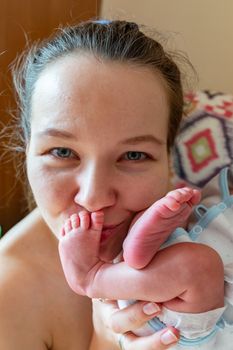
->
[[172, 90, 233, 188]]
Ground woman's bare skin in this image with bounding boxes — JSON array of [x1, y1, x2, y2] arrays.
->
[[0, 209, 92, 350]]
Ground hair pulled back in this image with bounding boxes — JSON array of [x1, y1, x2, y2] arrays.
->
[[13, 19, 184, 149]]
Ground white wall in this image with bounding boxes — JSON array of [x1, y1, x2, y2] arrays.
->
[[101, 0, 233, 93]]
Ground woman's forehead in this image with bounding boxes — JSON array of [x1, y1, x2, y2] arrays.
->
[[32, 54, 168, 102], [30, 55, 169, 138]]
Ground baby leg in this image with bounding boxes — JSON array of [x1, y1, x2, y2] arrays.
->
[[115, 243, 224, 314], [120, 243, 224, 341], [158, 243, 224, 313], [123, 188, 201, 269], [58, 210, 104, 295]]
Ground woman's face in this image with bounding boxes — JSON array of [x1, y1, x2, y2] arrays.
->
[[27, 54, 170, 261]]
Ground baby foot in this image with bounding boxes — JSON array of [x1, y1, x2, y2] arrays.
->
[[58, 210, 104, 295], [123, 187, 201, 269]]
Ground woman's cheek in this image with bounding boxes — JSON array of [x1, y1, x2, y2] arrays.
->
[[27, 162, 74, 214], [125, 172, 169, 212]]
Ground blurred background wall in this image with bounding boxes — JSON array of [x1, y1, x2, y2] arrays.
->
[[101, 0, 233, 93]]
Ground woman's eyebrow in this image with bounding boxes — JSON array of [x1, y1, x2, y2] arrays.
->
[[36, 128, 77, 139], [121, 135, 165, 145], [36, 129, 164, 145]]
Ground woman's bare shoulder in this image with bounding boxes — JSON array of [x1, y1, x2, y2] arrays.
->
[[0, 207, 60, 299], [0, 209, 53, 348], [1, 208, 49, 246], [0, 208, 57, 266]]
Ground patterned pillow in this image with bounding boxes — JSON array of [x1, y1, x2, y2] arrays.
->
[[171, 90, 233, 188]]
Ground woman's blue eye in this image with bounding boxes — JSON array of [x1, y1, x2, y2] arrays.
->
[[124, 151, 147, 161], [51, 148, 74, 158]]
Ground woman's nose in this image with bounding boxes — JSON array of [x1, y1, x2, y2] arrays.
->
[[74, 165, 116, 212]]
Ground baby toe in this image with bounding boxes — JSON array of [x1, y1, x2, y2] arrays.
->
[[161, 195, 181, 212], [70, 214, 80, 229], [190, 189, 201, 204], [64, 218, 72, 234], [79, 210, 90, 230], [179, 187, 194, 200], [61, 226, 66, 237], [91, 211, 104, 231]]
